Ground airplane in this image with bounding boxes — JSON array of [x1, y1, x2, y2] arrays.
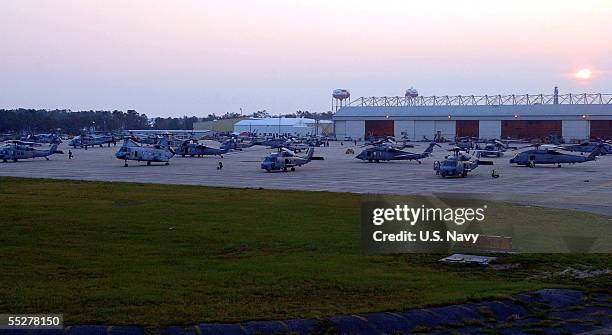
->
[[434, 149, 493, 178], [509, 144, 603, 168], [1, 143, 60, 162], [356, 141, 439, 163], [261, 147, 316, 172], [559, 141, 611, 155], [178, 140, 228, 157], [115, 138, 175, 167]]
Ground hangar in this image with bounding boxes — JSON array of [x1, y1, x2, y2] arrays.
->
[[333, 93, 612, 141], [234, 117, 333, 137]]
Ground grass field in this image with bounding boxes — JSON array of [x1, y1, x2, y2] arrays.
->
[[0, 177, 610, 327]]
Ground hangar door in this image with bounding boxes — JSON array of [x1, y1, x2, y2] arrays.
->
[[456, 120, 479, 138], [365, 120, 394, 138], [501, 120, 561, 139], [590, 120, 612, 139]]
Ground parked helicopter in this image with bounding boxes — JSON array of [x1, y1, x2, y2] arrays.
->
[[356, 141, 439, 163], [434, 149, 493, 178], [261, 147, 316, 172], [0, 143, 60, 162], [559, 141, 611, 155], [509, 144, 603, 167], [21, 133, 62, 144], [220, 138, 254, 151], [178, 139, 228, 157], [115, 138, 175, 167], [69, 134, 117, 149]]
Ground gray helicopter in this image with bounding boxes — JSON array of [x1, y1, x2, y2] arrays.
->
[[220, 138, 254, 151], [1, 143, 60, 162], [356, 141, 439, 163], [509, 144, 603, 167], [69, 134, 117, 149], [115, 138, 175, 167], [559, 141, 611, 155], [434, 149, 493, 178], [261, 147, 316, 172], [179, 139, 228, 157]]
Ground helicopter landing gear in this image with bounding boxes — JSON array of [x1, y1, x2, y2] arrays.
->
[[45, 157, 49, 160], [557, 164, 562, 168], [124, 161, 128, 167], [461, 171, 467, 178], [291, 167, 295, 171], [528, 161, 535, 168], [147, 161, 151, 166], [283, 167, 288, 172], [368, 159, 373, 163], [165, 162, 169, 166], [418, 160, 422, 164], [266, 169, 271, 172]]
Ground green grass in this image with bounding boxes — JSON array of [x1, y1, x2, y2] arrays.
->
[[0, 177, 610, 327]]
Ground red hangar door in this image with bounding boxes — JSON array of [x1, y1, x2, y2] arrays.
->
[[501, 120, 561, 139], [364, 120, 394, 138], [590, 120, 612, 139], [455, 120, 479, 138]]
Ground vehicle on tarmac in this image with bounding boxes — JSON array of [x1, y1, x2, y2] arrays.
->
[[434, 149, 493, 178], [509, 144, 604, 167], [261, 147, 316, 172], [115, 138, 175, 167], [0, 143, 60, 162], [356, 141, 439, 163], [178, 139, 228, 157]]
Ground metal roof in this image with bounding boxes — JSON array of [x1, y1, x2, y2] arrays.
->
[[235, 118, 333, 126], [333, 104, 612, 120]]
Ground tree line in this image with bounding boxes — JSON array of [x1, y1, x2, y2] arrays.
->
[[0, 109, 334, 134]]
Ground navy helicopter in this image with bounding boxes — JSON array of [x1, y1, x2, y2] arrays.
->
[[178, 139, 228, 158], [559, 141, 611, 155], [21, 133, 62, 144], [434, 148, 493, 178], [509, 143, 603, 167], [1, 143, 60, 162], [356, 141, 439, 163], [261, 147, 316, 172], [220, 138, 254, 151], [115, 138, 175, 167], [69, 134, 117, 149]]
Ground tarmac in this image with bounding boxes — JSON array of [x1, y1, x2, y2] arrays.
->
[[1, 141, 611, 215]]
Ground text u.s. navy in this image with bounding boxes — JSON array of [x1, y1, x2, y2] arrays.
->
[[372, 230, 479, 243]]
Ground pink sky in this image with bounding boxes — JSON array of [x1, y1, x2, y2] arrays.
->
[[1, 0, 611, 117]]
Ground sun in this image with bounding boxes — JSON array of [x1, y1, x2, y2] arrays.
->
[[575, 68, 593, 80]]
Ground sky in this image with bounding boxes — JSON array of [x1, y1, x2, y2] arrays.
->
[[1, 0, 611, 117]]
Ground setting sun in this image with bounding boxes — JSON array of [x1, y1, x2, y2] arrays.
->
[[575, 68, 593, 80]]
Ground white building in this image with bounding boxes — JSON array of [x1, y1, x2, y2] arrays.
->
[[333, 93, 612, 141], [234, 118, 333, 137]]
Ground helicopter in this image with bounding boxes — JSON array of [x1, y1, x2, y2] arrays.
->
[[471, 142, 506, 158], [509, 143, 603, 167], [356, 141, 439, 163], [434, 148, 493, 178], [261, 147, 316, 172], [69, 134, 117, 149], [559, 141, 611, 155], [220, 138, 254, 151], [0, 143, 60, 162], [178, 139, 228, 157], [115, 138, 175, 167], [364, 136, 414, 150], [21, 133, 62, 144]]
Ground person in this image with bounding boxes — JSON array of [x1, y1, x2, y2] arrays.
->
[[354, 139, 357, 146], [68, 150, 73, 160], [217, 161, 223, 170], [491, 169, 499, 178]]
